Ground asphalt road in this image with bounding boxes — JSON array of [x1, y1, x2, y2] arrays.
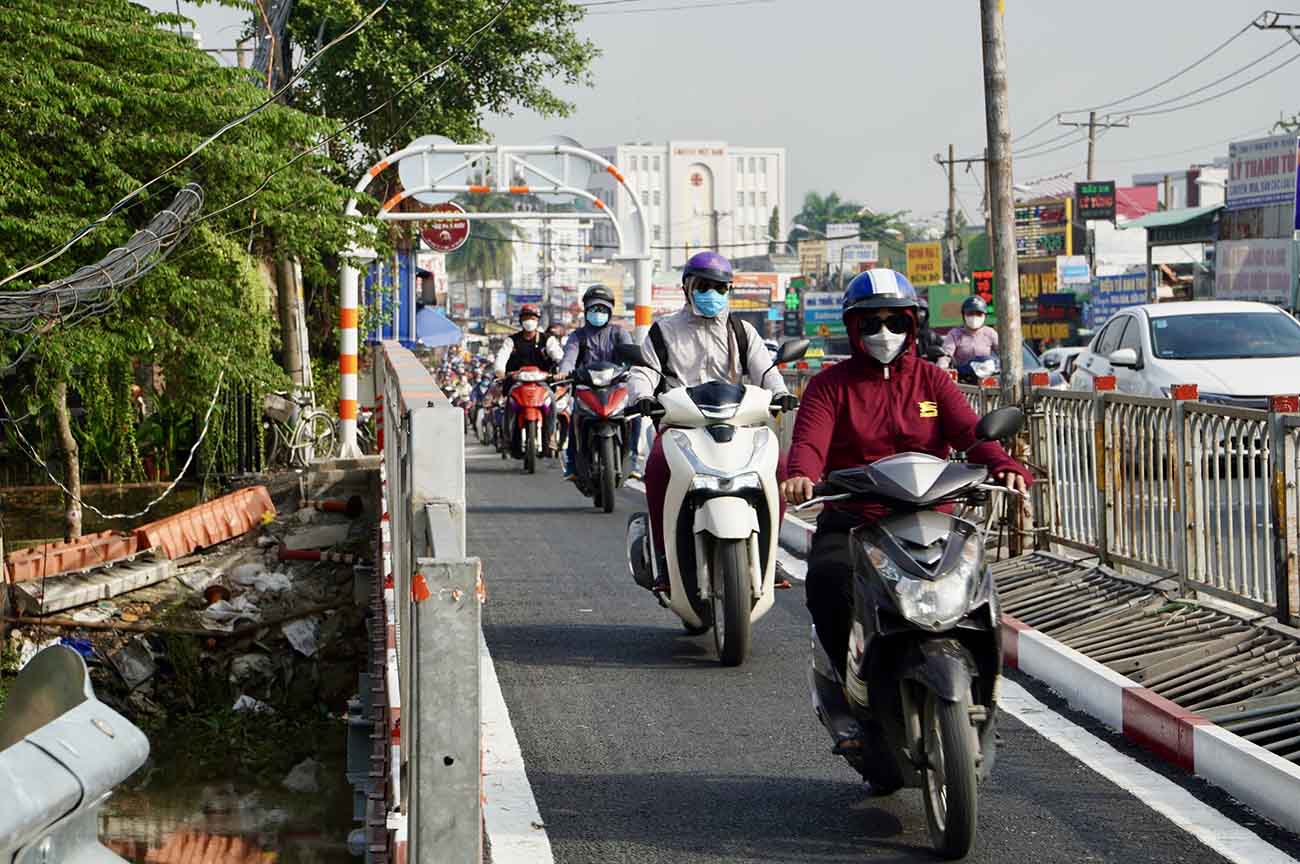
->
[[467, 442, 1295, 864]]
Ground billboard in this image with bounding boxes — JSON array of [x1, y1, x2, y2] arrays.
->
[[928, 283, 973, 329], [841, 242, 879, 268], [1015, 200, 1070, 259], [803, 291, 845, 337], [906, 242, 943, 286], [1088, 273, 1147, 328], [1074, 180, 1117, 222], [1055, 255, 1091, 288], [731, 272, 779, 312], [1227, 134, 1298, 211], [1215, 239, 1297, 305], [825, 222, 860, 273], [798, 239, 826, 276]]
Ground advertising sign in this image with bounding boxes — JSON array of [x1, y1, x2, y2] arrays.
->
[[1055, 255, 1091, 288], [841, 242, 879, 267], [732, 272, 780, 301], [798, 239, 826, 276], [1088, 273, 1148, 328], [825, 222, 860, 273], [419, 202, 470, 253], [1215, 239, 1297, 305], [803, 291, 846, 337], [1227, 134, 1298, 211], [906, 242, 943, 286], [1074, 181, 1117, 221], [651, 284, 682, 312], [1015, 200, 1070, 260], [928, 283, 973, 329]]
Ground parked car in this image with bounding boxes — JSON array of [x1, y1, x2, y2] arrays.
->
[[1069, 301, 1300, 405], [1040, 346, 1086, 379]]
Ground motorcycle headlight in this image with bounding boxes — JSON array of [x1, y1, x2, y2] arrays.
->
[[866, 538, 981, 630], [690, 471, 762, 492]]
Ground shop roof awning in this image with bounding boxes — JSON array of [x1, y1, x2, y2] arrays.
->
[[415, 306, 462, 348], [1120, 204, 1222, 230], [1120, 203, 1221, 246]]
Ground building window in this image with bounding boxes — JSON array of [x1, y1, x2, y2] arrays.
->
[[653, 225, 662, 241], [749, 191, 756, 206], [653, 156, 661, 172], [748, 157, 755, 173], [760, 191, 767, 208], [736, 158, 744, 174], [653, 190, 661, 206], [737, 191, 744, 207], [760, 157, 767, 173], [641, 190, 649, 206]]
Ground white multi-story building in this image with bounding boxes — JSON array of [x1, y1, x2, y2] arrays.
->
[[586, 141, 788, 274], [510, 220, 589, 306]]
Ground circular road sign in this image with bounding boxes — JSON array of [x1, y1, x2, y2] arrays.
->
[[420, 202, 470, 253]]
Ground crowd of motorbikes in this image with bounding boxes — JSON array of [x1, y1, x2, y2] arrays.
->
[[438, 334, 1027, 859]]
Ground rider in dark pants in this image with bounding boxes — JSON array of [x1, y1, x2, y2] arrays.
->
[[494, 304, 562, 457]]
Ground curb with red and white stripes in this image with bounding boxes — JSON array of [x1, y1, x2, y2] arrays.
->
[[778, 514, 1300, 836]]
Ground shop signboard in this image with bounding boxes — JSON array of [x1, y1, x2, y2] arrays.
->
[[906, 242, 943, 286], [419, 202, 470, 253], [802, 291, 846, 337], [928, 283, 973, 328], [1074, 180, 1117, 221], [1088, 273, 1147, 328], [1055, 255, 1091, 288], [651, 284, 682, 313], [732, 272, 780, 305], [825, 222, 860, 273], [1215, 239, 1298, 305], [1015, 199, 1071, 260], [798, 239, 826, 276], [841, 242, 879, 268], [1227, 134, 1298, 211]]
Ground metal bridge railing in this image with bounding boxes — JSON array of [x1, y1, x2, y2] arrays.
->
[[1102, 394, 1181, 576], [1031, 390, 1101, 552], [375, 341, 480, 864]]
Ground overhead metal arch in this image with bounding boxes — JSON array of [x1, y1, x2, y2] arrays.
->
[[337, 141, 653, 457]]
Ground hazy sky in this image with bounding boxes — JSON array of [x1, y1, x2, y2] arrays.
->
[[145, 1, 1296, 223]]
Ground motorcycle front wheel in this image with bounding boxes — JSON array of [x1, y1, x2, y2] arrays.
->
[[922, 690, 979, 860], [710, 538, 751, 667], [599, 436, 617, 514], [524, 422, 537, 474]]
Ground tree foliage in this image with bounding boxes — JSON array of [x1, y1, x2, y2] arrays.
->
[[0, 0, 358, 480]]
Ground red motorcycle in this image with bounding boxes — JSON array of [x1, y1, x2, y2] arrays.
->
[[508, 366, 554, 474]]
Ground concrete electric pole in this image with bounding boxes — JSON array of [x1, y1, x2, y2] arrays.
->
[[1057, 111, 1129, 180], [980, 0, 1023, 405], [935, 145, 987, 283]]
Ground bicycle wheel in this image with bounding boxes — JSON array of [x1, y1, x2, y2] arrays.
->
[[293, 410, 337, 467]]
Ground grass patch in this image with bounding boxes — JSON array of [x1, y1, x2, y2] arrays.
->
[[159, 701, 343, 782], [0, 640, 18, 713]]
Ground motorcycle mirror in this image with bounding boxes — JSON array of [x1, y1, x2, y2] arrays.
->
[[614, 343, 646, 367], [773, 338, 810, 366], [974, 406, 1024, 443]]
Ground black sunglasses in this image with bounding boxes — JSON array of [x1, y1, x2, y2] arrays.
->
[[689, 278, 730, 295], [859, 313, 910, 336]]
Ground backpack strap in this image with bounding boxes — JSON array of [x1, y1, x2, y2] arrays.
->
[[727, 315, 752, 382], [647, 322, 676, 395]]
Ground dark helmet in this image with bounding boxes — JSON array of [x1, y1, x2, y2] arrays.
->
[[682, 250, 733, 286], [582, 284, 615, 310], [518, 304, 541, 321], [962, 296, 989, 316]]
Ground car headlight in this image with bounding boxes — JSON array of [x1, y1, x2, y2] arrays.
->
[[865, 537, 981, 630], [691, 471, 762, 492]]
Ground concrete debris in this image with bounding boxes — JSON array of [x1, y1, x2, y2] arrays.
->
[[109, 636, 157, 690], [282, 523, 351, 551], [229, 653, 276, 690], [200, 596, 262, 631], [281, 757, 322, 793], [231, 694, 275, 715], [281, 616, 320, 658], [71, 601, 118, 624]]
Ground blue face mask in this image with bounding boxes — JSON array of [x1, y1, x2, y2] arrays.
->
[[690, 288, 728, 318], [586, 308, 610, 328]]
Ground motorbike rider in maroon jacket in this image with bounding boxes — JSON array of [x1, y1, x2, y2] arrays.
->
[[781, 268, 1031, 754]]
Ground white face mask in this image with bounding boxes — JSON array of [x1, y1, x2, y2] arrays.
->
[[965, 314, 986, 331], [864, 329, 907, 365], [521, 319, 539, 333]]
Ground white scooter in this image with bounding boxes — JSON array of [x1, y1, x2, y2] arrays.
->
[[620, 339, 808, 666]]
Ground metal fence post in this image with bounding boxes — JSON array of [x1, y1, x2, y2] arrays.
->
[[1092, 376, 1116, 565], [1028, 388, 1052, 552], [1269, 395, 1300, 625], [1170, 385, 1197, 598]]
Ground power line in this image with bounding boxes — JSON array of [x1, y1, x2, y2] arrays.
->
[[1127, 47, 1300, 118], [1115, 38, 1295, 116], [0, 0, 392, 290], [585, 0, 775, 14]]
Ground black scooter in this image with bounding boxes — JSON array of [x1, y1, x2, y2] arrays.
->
[[795, 407, 1025, 860]]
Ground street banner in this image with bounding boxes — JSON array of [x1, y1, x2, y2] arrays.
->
[[1227, 134, 1298, 211], [802, 291, 846, 337], [1055, 255, 1091, 289], [906, 242, 943, 286], [1215, 239, 1298, 305], [1088, 273, 1147, 328], [1074, 181, 1117, 221], [928, 283, 973, 328], [798, 239, 826, 276]]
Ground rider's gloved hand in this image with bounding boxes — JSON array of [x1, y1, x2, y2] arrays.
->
[[631, 397, 658, 417], [773, 393, 800, 413]]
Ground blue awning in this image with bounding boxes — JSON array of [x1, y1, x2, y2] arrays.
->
[[415, 306, 462, 348]]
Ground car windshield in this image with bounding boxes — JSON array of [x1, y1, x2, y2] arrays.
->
[[1022, 345, 1042, 369], [1149, 312, 1300, 360]]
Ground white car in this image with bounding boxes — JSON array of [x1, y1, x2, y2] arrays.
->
[[1040, 346, 1086, 379], [1069, 301, 1300, 406]]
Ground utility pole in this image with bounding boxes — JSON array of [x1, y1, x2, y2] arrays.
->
[[1057, 111, 1129, 180], [980, 0, 1023, 406], [935, 145, 987, 283]]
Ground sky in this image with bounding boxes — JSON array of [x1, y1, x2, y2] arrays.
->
[[144, 1, 1298, 225]]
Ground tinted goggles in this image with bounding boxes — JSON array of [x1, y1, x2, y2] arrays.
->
[[688, 277, 730, 295], [858, 313, 911, 336]]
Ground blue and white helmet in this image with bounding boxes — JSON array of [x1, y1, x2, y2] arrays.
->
[[841, 269, 919, 316]]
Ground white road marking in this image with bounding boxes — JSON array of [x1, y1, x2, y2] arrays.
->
[[999, 678, 1299, 864], [480, 629, 555, 864]]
